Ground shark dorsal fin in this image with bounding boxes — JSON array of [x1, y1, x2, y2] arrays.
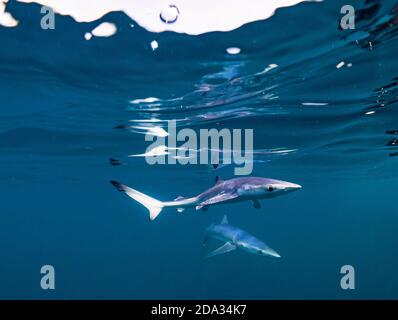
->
[[221, 215, 228, 224], [215, 176, 224, 185], [174, 195, 185, 201]]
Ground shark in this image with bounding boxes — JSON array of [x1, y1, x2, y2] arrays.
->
[[205, 215, 281, 258], [110, 176, 301, 221]]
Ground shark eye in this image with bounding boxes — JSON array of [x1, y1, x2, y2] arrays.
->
[[258, 250, 263, 254], [267, 185, 274, 192]]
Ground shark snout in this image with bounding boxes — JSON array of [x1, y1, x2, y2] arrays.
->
[[284, 182, 302, 191], [291, 183, 302, 190], [262, 248, 281, 258]]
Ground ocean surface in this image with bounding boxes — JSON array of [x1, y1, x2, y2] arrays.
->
[[1, 0, 398, 299]]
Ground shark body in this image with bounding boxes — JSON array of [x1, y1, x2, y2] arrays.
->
[[205, 215, 281, 258], [110, 176, 301, 220]]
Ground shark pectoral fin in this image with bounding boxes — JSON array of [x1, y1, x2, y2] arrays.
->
[[196, 204, 209, 211], [177, 208, 185, 213], [206, 242, 236, 258], [196, 192, 239, 210], [252, 199, 261, 209]]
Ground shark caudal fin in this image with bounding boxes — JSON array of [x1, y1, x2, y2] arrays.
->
[[110, 181, 164, 220]]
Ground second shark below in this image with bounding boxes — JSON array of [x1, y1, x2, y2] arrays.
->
[[205, 215, 281, 258]]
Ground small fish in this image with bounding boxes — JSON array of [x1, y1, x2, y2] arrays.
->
[[205, 215, 281, 258], [110, 176, 301, 221]]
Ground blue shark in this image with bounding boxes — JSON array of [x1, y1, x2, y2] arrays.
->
[[110, 176, 301, 220], [205, 215, 281, 258]]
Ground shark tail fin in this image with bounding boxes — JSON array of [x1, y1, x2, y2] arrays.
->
[[110, 181, 164, 221]]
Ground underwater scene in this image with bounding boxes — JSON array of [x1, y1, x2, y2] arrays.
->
[[1, 0, 398, 300]]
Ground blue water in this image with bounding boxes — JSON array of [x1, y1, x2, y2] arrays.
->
[[1, 0, 398, 299]]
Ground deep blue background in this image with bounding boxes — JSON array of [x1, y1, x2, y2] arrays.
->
[[1, 0, 398, 299]]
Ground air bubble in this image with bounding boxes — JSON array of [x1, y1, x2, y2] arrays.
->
[[226, 47, 241, 55], [151, 40, 159, 51], [160, 5, 179, 24]]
